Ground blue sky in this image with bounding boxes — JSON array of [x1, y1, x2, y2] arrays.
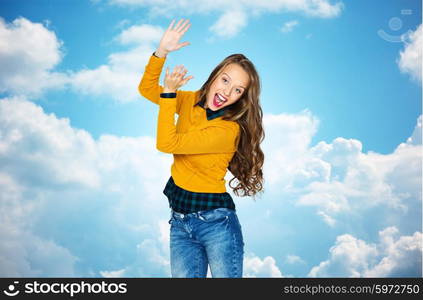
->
[[0, 0, 421, 277]]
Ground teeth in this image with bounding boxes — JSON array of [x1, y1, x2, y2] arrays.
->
[[217, 94, 226, 103]]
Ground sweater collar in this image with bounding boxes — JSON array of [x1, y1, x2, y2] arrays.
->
[[194, 97, 227, 121]]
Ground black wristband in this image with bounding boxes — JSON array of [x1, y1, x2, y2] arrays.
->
[[160, 92, 177, 98], [152, 51, 159, 58]]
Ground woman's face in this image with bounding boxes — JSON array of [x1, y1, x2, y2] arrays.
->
[[206, 63, 250, 111]]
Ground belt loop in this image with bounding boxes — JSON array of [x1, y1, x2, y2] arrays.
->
[[172, 210, 184, 219], [198, 211, 206, 221]]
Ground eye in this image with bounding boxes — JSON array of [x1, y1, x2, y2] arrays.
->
[[222, 77, 228, 84], [236, 88, 242, 94]]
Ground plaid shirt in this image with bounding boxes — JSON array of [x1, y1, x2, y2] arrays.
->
[[163, 97, 236, 214]]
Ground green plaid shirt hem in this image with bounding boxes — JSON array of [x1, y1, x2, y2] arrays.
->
[[163, 176, 236, 214]]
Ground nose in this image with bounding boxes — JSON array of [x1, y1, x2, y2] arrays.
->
[[223, 87, 231, 97]]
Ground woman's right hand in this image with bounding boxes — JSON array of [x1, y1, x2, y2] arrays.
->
[[155, 19, 191, 58]]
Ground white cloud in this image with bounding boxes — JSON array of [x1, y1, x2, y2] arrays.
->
[[262, 112, 422, 226], [134, 238, 170, 276], [308, 234, 378, 277], [300, 0, 344, 18], [100, 0, 344, 38], [100, 268, 126, 278], [0, 17, 163, 102], [281, 20, 299, 33], [0, 17, 67, 97], [0, 170, 79, 277], [209, 10, 248, 39], [406, 115, 422, 145], [115, 24, 163, 45], [244, 253, 283, 277], [0, 96, 172, 276], [398, 24, 422, 83], [0, 228, 79, 277], [262, 109, 320, 189], [0, 96, 100, 189], [70, 24, 163, 102], [308, 227, 422, 277], [286, 254, 306, 264], [317, 210, 336, 227], [98, 219, 171, 278], [106, 0, 344, 18], [365, 227, 422, 277]]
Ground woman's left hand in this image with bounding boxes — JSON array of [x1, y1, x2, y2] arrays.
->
[[163, 65, 193, 93]]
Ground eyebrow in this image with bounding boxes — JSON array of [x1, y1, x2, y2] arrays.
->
[[222, 72, 246, 89]]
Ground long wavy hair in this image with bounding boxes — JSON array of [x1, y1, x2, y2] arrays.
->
[[196, 54, 265, 198]]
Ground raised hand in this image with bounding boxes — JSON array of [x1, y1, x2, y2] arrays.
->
[[163, 65, 193, 93], [155, 19, 191, 58]]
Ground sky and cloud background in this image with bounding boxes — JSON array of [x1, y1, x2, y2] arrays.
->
[[0, 0, 421, 277]]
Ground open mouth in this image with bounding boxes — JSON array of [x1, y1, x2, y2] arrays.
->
[[213, 93, 227, 108]]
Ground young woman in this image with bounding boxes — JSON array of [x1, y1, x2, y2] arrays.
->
[[139, 18, 264, 278]]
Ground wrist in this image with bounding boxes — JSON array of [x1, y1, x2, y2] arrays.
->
[[155, 48, 168, 58], [163, 88, 176, 93], [160, 92, 177, 98]]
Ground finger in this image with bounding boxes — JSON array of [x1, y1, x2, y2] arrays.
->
[[180, 22, 191, 35], [174, 65, 183, 76], [165, 67, 169, 77], [177, 19, 190, 33], [167, 19, 175, 31], [182, 75, 193, 85], [171, 66, 178, 76], [173, 65, 179, 74], [176, 66, 184, 76], [176, 19, 188, 32], [175, 41, 190, 50], [174, 18, 184, 31]]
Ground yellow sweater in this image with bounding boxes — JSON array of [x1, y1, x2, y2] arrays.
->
[[138, 54, 240, 193]]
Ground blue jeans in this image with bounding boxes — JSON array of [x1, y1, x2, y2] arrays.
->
[[168, 207, 244, 278]]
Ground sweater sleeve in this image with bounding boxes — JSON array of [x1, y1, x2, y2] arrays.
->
[[138, 54, 191, 115], [156, 97, 239, 154]]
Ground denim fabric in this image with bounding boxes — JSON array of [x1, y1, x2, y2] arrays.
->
[[168, 207, 244, 278]]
